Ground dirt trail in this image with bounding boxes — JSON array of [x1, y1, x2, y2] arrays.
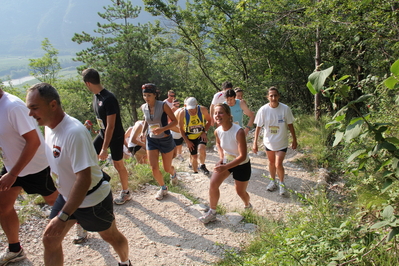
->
[[3, 147, 316, 266]]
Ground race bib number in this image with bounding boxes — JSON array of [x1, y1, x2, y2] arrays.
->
[[96, 118, 105, 130], [225, 153, 237, 163], [189, 125, 203, 134], [149, 123, 161, 136], [233, 121, 239, 125], [269, 126, 279, 134]]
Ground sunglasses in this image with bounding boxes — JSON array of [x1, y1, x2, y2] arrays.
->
[[169, 95, 176, 97]]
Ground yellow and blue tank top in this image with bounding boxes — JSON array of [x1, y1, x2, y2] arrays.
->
[[184, 106, 205, 140]]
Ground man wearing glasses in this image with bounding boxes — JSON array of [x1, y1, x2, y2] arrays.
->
[[163, 90, 176, 109]]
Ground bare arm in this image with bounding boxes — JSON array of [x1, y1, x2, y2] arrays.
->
[[151, 104, 178, 135], [288, 124, 298, 150], [200, 106, 211, 142], [0, 129, 41, 191], [240, 100, 255, 135], [252, 126, 262, 154], [98, 114, 116, 160]]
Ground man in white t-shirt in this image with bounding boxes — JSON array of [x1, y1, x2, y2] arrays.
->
[[26, 83, 131, 266], [0, 88, 58, 265], [252, 87, 297, 196], [210, 81, 233, 126]]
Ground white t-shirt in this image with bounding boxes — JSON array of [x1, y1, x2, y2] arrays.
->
[[215, 123, 249, 165], [254, 103, 295, 151], [0, 92, 48, 176], [45, 114, 110, 208], [211, 91, 226, 105], [127, 120, 145, 148]]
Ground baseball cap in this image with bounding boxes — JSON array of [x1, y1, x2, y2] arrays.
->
[[185, 97, 198, 109]]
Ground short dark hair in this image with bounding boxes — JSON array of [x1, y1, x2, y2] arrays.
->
[[268, 86, 280, 95], [28, 83, 61, 105], [234, 87, 243, 93], [82, 68, 101, 84], [142, 83, 157, 94], [222, 81, 233, 90], [225, 89, 236, 98]]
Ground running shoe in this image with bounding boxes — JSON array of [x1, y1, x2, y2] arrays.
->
[[244, 203, 253, 210], [118, 260, 132, 266], [0, 248, 26, 266], [177, 154, 184, 162], [73, 224, 88, 244], [279, 182, 286, 195], [113, 190, 132, 205], [188, 163, 192, 169], [266, 180, 277, 191], [155, 187, 168, 200], [170, 172, 178, 186], [199, 164, 210, 175], [199, 210, 217, 224]]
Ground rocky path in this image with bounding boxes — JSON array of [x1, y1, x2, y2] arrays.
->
[[2, 148, 317, 266]]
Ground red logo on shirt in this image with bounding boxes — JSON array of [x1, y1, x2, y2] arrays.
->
[[98, 101, 103, 106], [53, 145, 61, 158]]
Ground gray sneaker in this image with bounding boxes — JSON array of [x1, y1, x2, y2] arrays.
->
[[244, 203, 253, 210], [279, 182, 286, 195], [0, 248, 26, 266], [73, 224, 88, 244], [114, 190, 132, 205], [155, 187, 168, 200], [199, 210, 217, 224], [266, 180, 277, 191]]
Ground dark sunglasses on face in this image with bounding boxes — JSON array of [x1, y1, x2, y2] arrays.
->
[[169, 94, 175, 97]]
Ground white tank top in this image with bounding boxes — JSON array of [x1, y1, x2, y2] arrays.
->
[[215, 123, 249, 165]]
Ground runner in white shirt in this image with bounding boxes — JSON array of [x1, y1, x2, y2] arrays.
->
[[209, 81, 233, 126], [252, 87, 297, 196], [163, 90, 176, 109], [26, 83, 131, 266], [0, 89, 58, 265]]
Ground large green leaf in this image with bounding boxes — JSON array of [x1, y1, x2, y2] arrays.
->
[[390, 58, 399, 76], [382, 205, 394, 220], [344, 120, 363, 142], [333, 131, 344, 147], [384, 76, 398, 90], [347, 149, 366, 163], [306, 81, 317, 95], [308, 66, 334, 93]]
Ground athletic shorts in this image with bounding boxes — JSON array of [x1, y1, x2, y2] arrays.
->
[[265, 147, 288, 153], [93, 134, 124, 161], [227, 160, 251, 182], [187, 136, 207, 156], [128, 146, 142, 155], [1, 166, 56, 196], [146, 134, 175, 153], [173, 137, 184, 146], [50, 191, 114, 232]]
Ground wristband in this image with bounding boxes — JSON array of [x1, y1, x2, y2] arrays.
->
[[245, 126, 251, 129]]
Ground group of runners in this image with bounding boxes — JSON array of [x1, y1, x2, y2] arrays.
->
[[0, 68, 297, 265]]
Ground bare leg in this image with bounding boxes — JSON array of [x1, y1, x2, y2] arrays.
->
[[198, 144, 207, 165], [0, 187, 22, 245], [161, 149, 175, 175], [113, 159, 129, 191], [147, 149, 165, 186], [266, 150, 277, 180], [209, 170, 230, 210], [234, 180, 250, 206], [42, 190, 59, 206], [98, 220, 129, 262]]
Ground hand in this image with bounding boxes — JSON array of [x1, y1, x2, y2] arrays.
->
[[185, 140, 195, 151], [214, 163, 228, 173], [0, 173, 17, 191], [252, 143, 258, 154], [43, 217, 68, 237], [98, 149, 108, 161], [244, 127, 250, 136], [152, 127, 162, 135], [200, 132, 208, 142], [292, 140, 298, 150]]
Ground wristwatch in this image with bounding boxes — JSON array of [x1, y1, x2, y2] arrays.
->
[[57, 211, 70, 222]]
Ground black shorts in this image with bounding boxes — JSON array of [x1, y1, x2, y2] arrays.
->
[[128, 146, 142, 155], [187, 137, 207, 156], [265, 147, 288, 152], [50, 191, 115, 232], [228, 160, 251, 182], [174, 137, 184, 146], [93, 134, 124, 161], [1, 166, 56, 196]]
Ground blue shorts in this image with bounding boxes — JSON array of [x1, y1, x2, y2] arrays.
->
[[2, 166, 56, 196], [146, 134, 176, 153], [228, 160, 251, 182], [50, 191, 115, 232]]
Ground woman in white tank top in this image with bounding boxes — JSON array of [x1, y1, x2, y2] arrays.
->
[[199, 103, 252, 224]]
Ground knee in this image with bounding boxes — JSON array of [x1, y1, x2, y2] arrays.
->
[[43, 235, 61, 250]]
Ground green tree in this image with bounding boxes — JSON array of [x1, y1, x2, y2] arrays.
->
[[72, 0, 164, 123], [28, 38, 61, 85]]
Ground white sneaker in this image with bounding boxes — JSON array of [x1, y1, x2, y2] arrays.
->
[[113, 190, 132, 205], [73, 224, 88, 244], [0, 248, 26, 265], [279, 182, 286, 195], [155, 187, 168, 200], [199, 210, 217, 224], [266, 180, 277, 191]]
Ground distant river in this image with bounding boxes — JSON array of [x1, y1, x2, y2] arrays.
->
[[2, 76, 37, 86]]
